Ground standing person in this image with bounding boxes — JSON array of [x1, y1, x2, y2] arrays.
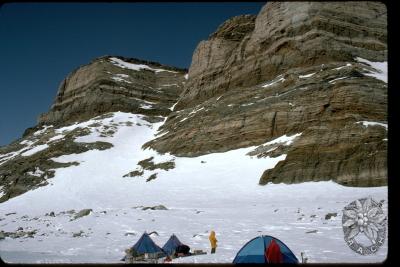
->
[[209, 230, 218, 254]]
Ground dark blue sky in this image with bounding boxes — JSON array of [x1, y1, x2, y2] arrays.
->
[[0, 2, 265, 146]]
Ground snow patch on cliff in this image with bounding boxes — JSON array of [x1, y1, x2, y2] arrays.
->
[[356, 57, 387, 83], [110, 57, 178, 74]]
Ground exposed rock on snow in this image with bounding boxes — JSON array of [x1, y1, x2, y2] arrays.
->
[[72, 231, 85, 238], [123, 170, 144, 178], [141, 205, 168, 211], [137, 157, 175, 171], [0, 229, 37, 239], [123, 156, 175, 180], [146, 173, 158, 182], [325, 213, 338, 220], [71, 209, 92, 221]]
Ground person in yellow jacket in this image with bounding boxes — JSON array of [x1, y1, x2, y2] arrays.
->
[[209, 230, 218, 254]]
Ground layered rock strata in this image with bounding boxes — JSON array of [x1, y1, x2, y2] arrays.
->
[[176, 2, 386, 110], [38, 56, 187, 126], [146, 2, 387, 186]]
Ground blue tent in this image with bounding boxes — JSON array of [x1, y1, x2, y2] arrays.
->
[[233, 235, 298, 263], [162, 234, 183, 256], [131, 232, 165, 255]]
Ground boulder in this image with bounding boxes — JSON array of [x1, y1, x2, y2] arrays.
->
[[71, 209, 92, 220]]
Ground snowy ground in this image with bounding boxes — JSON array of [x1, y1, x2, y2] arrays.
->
[[0, 112, 387, 263]]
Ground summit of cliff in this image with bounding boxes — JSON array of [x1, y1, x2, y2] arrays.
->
[[37, 55, 187, 127]]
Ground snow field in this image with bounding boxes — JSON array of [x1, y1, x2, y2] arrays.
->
[[0, 112, 388, 263]]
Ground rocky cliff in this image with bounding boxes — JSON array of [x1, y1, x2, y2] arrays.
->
[[38, 56, 187, 126], [0, 57, 186, 202], [175, 2, 386, 110], [145, 1, 387, 186]]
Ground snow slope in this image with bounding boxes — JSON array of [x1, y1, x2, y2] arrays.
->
[[0, 112, 387, 263]]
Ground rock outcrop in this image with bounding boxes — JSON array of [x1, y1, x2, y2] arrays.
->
[[145, 2, 387, 186], [38, 56, 187, 126], [0, 115, 115, 203], [175, 2, 386, 110], [0, 57, 187, 203]]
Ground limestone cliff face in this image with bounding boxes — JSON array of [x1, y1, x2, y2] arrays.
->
[[145, 2, 387, 186], [176, 2, 386, 110], [0, 56, 186, 202], [38, 56, 187, 126]]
